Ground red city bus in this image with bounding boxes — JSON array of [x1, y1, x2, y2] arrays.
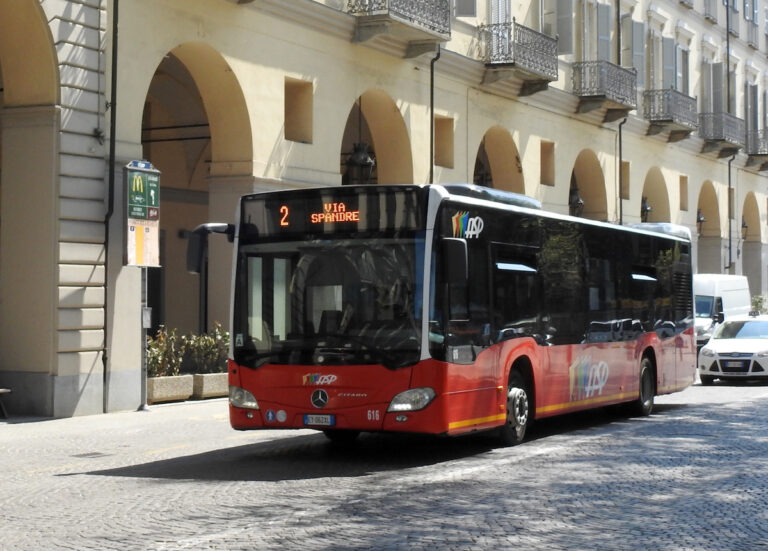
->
[[188, 184, 696, 445]]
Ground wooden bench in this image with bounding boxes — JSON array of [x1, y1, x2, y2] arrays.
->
[[0, 388, 10, 418]]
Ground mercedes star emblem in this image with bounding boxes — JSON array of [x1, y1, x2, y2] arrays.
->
[[311, 389, 329, 409]]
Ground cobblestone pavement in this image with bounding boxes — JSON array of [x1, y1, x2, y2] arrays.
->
[[2, 382, 768, 550]]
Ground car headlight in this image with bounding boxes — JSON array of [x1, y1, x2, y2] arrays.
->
[[387, 387, 436, 412], [757, 350, 768, 358], [700, 348, 716, 357], [229, 386, 259, 409]]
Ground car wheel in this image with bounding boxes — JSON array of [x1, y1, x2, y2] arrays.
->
[[632, 357, 655, 416], [497, 370, 531, 446], [699, 374, 715, 386]]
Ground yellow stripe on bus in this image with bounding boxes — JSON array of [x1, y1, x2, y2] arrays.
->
[[536, 391, 637, 415], [448, 413, 507, 430]]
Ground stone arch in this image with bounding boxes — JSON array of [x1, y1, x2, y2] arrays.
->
[[640, 167, 671, 223], [0, 0, 61, 415], [142, 43, 252, 334], [472, 126, 524, 194], [340, 90, 413, 185], [696, 181, 722, 273], [570, 149, 607, 221], [0, 0, 58, 106]]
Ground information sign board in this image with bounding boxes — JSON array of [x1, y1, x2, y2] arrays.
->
[[125, 161, 161, 267]]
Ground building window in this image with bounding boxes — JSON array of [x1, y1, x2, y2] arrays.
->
[[454, 0, 476, 17], [680, 175, 689, 212], [434, 116, 454, 168], [284, 78, 313, 144], [540, 141, 555, 186]]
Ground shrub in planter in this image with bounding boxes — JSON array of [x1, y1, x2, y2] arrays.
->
[[181, 322, 229, 374], [146, 326, 185, 377]]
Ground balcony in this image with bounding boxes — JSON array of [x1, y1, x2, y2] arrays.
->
[[699, 112, 745, 157], [347, 0, 450, 57], [643, 89, 698, 142], [480, 20, 558, 96], [746, 130, 768, 169], [572, 60, 637, 122]]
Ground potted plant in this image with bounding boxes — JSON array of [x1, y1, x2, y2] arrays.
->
[[146, 326, 193, 404]]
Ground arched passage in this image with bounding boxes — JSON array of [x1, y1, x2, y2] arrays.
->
[[340, 90, 413, 186], [142, 43, 252, 335], [569, 150, 607, 221], [640, 167, 671, 223], [472, 126, 524, 194], [696, 181, 722, 273], [742, 192, 761, 295], [0, 0, 60, 415]]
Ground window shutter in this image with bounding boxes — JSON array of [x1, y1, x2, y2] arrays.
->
[[747, 83, 758, 132], [454, 0, 476, 17], [632, 21, 646, 86], [712, 62, 724, 113], [662, 37, 676, 89], [557, 0, 574, 54], [597, 3, 612, 61], [701, 62, 712, 112]]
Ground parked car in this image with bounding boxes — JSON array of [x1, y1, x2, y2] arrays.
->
[[698, 314, 768, 385]]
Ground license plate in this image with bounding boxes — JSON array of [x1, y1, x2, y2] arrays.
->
[[725, 361, 744, 367], [304, 414, 335, 426]]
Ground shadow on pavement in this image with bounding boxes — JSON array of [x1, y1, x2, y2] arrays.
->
[[68, 401, 693, 483]]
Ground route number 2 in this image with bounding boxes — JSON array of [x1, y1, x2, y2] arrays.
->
[[279, 205, 289, 226]]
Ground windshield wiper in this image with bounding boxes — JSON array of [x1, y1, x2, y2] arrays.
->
[[319, 333, 418, 370]]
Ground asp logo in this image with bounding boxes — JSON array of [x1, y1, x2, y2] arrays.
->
[[451, 211, 484, 239], [302, 373, 338, 386]]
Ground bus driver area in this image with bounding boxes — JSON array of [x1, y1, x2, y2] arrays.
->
[[190, 183, 696, 445]]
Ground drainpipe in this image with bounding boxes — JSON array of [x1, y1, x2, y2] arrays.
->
[[103, 0, 119, 412], [430, 45, 441, 184], [618, 117, 627, 225]]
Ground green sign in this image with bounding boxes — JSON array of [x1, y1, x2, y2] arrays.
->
[[127, 166, 160, 220]]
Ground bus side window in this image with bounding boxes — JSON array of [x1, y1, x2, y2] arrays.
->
[[492, 245, 539, 342]]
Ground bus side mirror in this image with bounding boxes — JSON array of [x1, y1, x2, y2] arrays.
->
[[714, 311, 725, 324], [441, 238, 468, 286], [186, 223, 235, 273]]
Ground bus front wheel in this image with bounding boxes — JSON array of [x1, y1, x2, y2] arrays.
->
[[632, 358, 655, 417], [497, 370, 531, 446]]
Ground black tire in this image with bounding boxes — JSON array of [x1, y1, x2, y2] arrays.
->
[[322, 429, 360, 445], [497, 370, 532, 446], [699, 375, 715, 386], [632, 357, 655, 416]]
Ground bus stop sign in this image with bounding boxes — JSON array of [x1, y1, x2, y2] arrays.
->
[[125, 160, 161, 267]]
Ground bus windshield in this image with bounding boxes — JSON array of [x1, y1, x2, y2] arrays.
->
[[233, 236, 424, 370]]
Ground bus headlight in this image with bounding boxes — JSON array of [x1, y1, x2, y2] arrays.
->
[[229, 386, 259, 409], [387, 387, 436, 412]]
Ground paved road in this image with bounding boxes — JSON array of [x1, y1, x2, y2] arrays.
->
[[3, 381, 768, 550]]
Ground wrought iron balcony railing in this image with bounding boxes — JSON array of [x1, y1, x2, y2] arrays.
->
[[572, 60, 637, 110], [747, 129, 768, 156], [347, 0, 450, 39], [480, 20, 558, 82], [699, 112, 745, 148], [643, 88, 698, 130]]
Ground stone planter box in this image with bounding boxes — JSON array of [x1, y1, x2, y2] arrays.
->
[[192, 372, 228, 399], [147, 374, 193, 404]]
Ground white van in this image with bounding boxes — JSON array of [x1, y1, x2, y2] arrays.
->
[[693, 274, 751, 347]]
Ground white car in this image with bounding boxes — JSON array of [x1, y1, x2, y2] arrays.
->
[[698, 314, 768, 385]]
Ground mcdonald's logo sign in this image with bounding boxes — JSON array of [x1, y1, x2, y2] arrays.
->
[[132, 173, 144, 193]]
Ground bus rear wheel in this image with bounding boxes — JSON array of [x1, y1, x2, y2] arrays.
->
[[632, 358, 655, 417], [497, 370, 531, 446]]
